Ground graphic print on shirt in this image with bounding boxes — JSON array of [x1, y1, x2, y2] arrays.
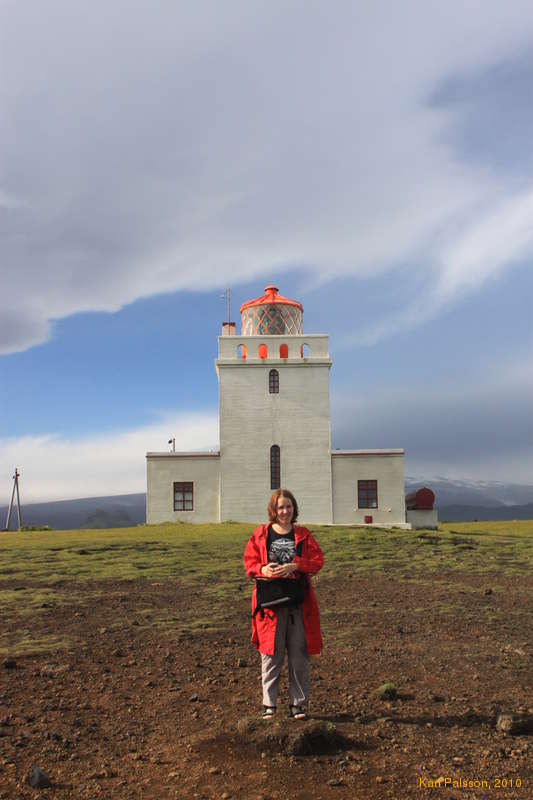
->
[[268, 536, 296, 565]]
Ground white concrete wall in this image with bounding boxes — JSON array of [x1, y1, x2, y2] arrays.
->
[[331, 452, 407, 526], [146, 454, 220, 523], [407, 509, 438, 529], [217, 335, 333, 523]]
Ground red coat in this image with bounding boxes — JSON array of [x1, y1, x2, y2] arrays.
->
[[243, 524, 324, 656]]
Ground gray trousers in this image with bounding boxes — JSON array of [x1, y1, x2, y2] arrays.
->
[[261, 605, 310, 708]]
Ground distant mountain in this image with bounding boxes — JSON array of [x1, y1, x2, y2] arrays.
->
[[405, 477, 533, 508], [1, 493, 146, 531], [405, 477, 533, 522], [2, 479, 533, 530]]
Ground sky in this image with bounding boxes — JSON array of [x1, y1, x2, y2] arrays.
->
[[1, 0, 532, 503]]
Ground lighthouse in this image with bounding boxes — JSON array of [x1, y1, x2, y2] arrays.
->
[[146, 284, 408, 526], [217, 284, 333, 522]]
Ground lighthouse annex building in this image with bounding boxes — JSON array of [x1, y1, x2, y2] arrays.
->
[[146, 285, 408, 526]]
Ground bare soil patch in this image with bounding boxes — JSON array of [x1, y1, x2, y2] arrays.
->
[[1, 573, 532, 799]]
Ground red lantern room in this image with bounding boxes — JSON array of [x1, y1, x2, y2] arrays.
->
[[240, 284, 303, 336]]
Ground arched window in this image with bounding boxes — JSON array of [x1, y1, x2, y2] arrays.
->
[[258, 343, 268, 359], [270, 445, 280, 490], [237, 344, 247, 360], [269, 369, 279, 394], [279, 343, 289, 359], [300, 342, 310, 358]]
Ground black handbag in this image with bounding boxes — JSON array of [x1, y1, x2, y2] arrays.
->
[[254, 576, 306, 614]]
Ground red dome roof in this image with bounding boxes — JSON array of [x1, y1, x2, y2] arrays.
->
[[240, 284, 303, 313]]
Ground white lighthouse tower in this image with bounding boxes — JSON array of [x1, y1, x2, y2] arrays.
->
[[146, 283, 408, 527], [217, 284, 333, 522]]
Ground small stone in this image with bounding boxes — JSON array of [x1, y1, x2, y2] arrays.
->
[[327, 778, 344, 786], [484, 587, 493, 595], [27, 766, 52, 789], [496, 712, 533, 735], [190, 693, 198, 702], [452, 757, 463, 765], [209, 766, 221, 774]]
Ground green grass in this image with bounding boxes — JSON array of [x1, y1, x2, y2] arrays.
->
[[315, 520, 533, 577], [0, 522, 252, 585], [1, 518, 532, 603], [1, 519, 532, 657]]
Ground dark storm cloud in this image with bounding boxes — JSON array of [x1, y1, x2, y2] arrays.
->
[[332, 360, 533, 480]]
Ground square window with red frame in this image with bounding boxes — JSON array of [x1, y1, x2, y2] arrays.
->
[[174, 481, 194, 511], [358, 480, 377, 509]]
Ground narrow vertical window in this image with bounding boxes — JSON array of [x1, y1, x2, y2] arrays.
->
[[358, 480, 377, 509], [279, 343, 288, 358], [270, 445, 280, 490], [174, 481, 194, 510], [269, 368, 279, 394]]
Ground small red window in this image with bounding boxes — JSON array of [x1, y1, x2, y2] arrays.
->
[[258, 344, 268, 359], [174, 482, 194, 511], [280, 343, 288, 358], [358, 480, 377, 509]]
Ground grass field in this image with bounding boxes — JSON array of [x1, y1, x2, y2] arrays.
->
[[1, 519, 532, 614]]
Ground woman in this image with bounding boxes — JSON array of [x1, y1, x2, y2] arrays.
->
[[243, 488, 324, 719]]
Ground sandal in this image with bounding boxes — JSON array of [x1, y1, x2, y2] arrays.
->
[[289, 706, 307, 720], [262, 706, 276, 719]]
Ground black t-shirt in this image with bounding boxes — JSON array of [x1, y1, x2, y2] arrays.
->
[[267, 524, 295, 565]]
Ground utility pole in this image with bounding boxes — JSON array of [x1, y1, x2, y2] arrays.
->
[[5, 468, 22, 531]]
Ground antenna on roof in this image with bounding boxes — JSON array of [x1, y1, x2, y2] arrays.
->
[[4, 467, 22, 531], [220, 288, 231, 324]]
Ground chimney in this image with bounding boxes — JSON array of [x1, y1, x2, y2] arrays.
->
[[222, 321, 236, 336]]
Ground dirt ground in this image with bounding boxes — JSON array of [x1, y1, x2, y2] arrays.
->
[[1, 573, 532, 800]]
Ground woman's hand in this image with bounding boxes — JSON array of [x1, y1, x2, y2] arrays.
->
[[260, 562, 299, 578], [260, 563, 279, 579]]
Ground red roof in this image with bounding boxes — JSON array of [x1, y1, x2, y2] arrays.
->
[[240, 284, 303, 313]]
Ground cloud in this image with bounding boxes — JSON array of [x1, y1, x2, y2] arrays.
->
[[0, 411, 219, 503], [2, 1, 533, 353], [342, 186, 533, 347], [332, 353, 533, 482]]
